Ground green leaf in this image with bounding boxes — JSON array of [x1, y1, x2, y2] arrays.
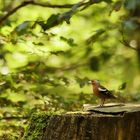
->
[[89, 56, 100, 71], [37, 1, 83, 30], [14, 21, 31, 35], [109, 1, 122, 15], [118, 82, 127, 90], [58, 11, 72, 24], [60, 36, 77, 47], [33, 42, 44, 46], [37, 14, 60, 31], [7, 91, 27, 103], [86, 29, 105, 44], [100, 52, 112, 63], [113, 1, 122, 12], [75, 77, 89, 88], [60, 77, 70, 85], [124, 0, 140, 10], [58, 1, 82, 25], [38, 9, 75, 31]]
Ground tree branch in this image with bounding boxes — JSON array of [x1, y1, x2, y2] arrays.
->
[[0, 116, 29, 120], [31, 1, 76, 8], [0, 1, 30, 25], [0, 0, 89, 25], [120, 40, 137, 51], [119, 29, 137, 51]]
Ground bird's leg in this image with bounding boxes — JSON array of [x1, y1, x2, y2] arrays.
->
[[100, 98, 105, 107]]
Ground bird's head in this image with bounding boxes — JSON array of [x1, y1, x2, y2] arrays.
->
[[88, 80, 100, 86]]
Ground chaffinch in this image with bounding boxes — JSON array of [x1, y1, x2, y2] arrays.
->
[[89, 80, 116, 106]]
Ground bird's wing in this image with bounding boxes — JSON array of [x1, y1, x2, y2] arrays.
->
[[98, 85, 115, 98], [98, 87, 108, 92]]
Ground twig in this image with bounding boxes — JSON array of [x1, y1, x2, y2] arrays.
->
[[119, 29, 137, 51], [53, 62, 88, 73], [0, 116, 29, 120], [0, 1, 30, 25], [0, 0, 89, 25], [31, 1, 75, 8], [119, 40, 137, 51]]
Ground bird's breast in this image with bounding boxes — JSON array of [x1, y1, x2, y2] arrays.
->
[[93, 86, 99, 96]]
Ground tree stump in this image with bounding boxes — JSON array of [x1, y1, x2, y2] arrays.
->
[[23, 103, 140, 140]]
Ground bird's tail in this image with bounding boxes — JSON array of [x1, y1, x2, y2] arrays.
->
[[112, 94, 117, 99]]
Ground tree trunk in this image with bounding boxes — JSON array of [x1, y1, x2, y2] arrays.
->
[[23, 103, 140, 140]]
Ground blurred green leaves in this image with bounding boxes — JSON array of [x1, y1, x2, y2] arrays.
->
[[124, 0, 140, 11], [118, 82, 127, 90], [60, 36, 77, 47], [37, 14, 60, 31], [86, 29, 105, 45], [75, 77, 89, 88], [89, 56, 100, 71], [14, 21, 32, 35], [0, 0, 140, 139], [37, 1, 85, 30]]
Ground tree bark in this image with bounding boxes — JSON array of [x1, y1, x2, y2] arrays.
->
[[23, 103, 140, 140]]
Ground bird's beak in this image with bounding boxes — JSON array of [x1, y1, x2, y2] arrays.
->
[[88, 80, 92, 84]]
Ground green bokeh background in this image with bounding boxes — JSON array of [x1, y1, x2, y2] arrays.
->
[[0, 0, 140, 139]]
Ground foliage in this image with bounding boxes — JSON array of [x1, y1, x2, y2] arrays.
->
[[0, 0, 140, 139]]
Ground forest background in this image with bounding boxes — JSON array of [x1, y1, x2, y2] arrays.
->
[[0, 0, 140, 139]]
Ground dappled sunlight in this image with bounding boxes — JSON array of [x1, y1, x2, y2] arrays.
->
[[0, 0, 140, 139]]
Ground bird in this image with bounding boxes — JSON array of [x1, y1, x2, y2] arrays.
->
[[89, 80, 116, 106]]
